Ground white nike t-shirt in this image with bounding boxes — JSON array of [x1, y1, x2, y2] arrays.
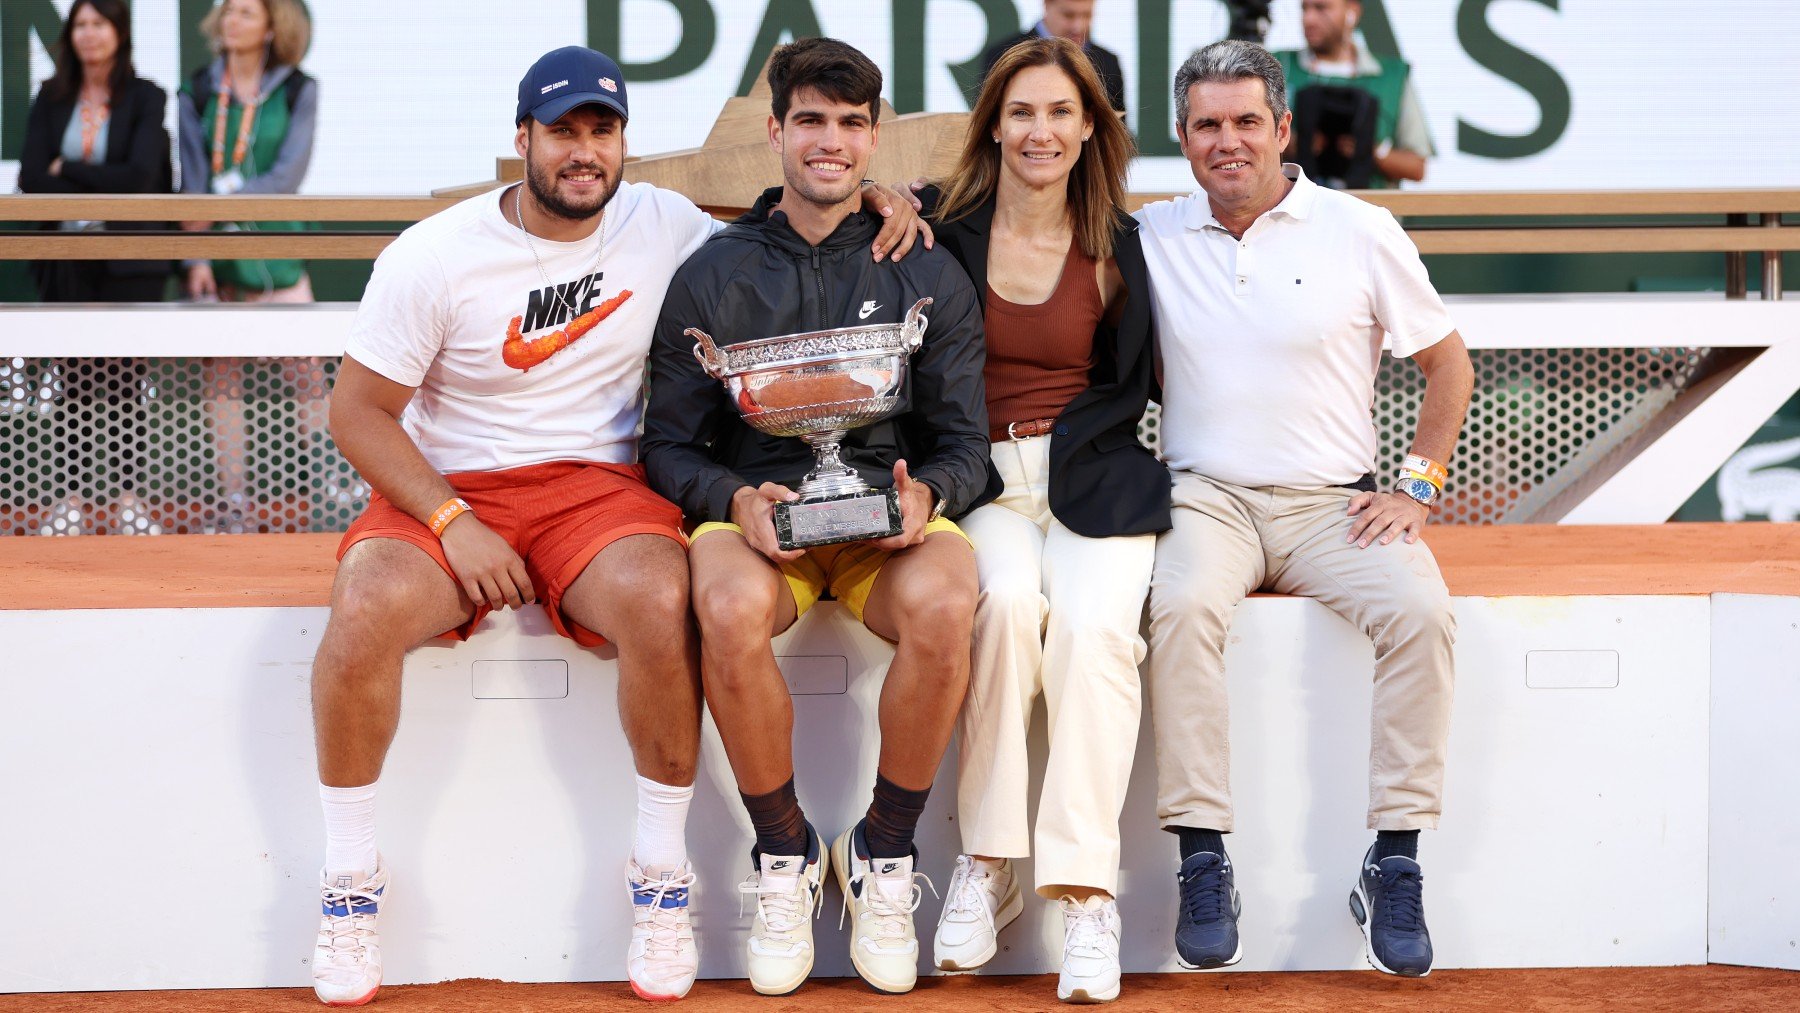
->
[[346, 181, 722, 475]]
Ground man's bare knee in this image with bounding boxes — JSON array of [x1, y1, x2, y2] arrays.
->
[[693, 581, 781, 647], [326, 539, 466, 653]]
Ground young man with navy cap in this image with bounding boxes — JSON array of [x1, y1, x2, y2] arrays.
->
[[308, 46, 929, 1006]]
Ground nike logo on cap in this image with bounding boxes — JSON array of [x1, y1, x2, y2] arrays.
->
[[859, 300, 882, 320]]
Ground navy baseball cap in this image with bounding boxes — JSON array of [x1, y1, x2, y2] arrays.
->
[[516, 47, 629, 126]]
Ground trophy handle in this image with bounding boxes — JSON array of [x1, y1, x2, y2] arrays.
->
[[687, 327, 727, 378], [902, 297, 933, 353]]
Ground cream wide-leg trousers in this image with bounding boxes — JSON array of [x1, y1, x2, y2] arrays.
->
[[1147, 471, 1457, 833], [955, 435, 1157, 897]]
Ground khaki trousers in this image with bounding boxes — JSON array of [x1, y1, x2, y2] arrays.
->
[[955, 436, 1156, 896], [1147, 471, 1456, 832]]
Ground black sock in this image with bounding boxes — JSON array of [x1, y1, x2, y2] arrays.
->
[[863, 773, 931, 860], [1177, 827, 1227, 861], [741, 777, 809, 858], [1373, 829, 1420, 862]]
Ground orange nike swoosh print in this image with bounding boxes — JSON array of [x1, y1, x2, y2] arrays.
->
[[503, 289, 635, 371]]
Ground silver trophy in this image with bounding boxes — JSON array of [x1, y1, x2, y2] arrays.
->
[[687, 297, 932, 550]]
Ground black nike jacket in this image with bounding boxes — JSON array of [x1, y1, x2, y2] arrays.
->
[[643, 192, 997, 524]]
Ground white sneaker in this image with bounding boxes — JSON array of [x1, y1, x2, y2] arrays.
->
[[738, 827, 828, 996], [1057, 895, 1122, 1004], [934, 855, 1023, 970], [626, 859, 699, 1001], [831, 823, 933, 994], [312, 860, 388, 1007]]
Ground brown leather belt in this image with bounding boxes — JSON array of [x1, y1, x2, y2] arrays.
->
[[996, 417, 1057, 441]]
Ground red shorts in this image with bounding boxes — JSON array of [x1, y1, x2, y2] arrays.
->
[[337, 460, 685, 647]]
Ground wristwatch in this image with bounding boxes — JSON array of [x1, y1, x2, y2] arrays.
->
[[1394, 477, 1439, 508], [924, 481, 948, 522]]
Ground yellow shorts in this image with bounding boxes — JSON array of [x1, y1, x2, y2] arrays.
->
[[690, 517, 968, 622]]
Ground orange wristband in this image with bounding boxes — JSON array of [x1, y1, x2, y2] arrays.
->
[[427, 497, 472, 537], [1401, 453, 1448, 489]]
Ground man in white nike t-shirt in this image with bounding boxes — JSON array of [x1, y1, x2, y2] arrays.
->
[[305, 47, 929, 1006]]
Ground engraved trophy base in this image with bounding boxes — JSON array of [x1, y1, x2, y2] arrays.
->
[[774, 488, 903, 550]]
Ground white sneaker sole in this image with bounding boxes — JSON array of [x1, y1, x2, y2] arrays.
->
[[316, 985, 379, 1008], [934, 882, 1024, 971], [1349, 880, 1432, 978], [1174, 938, 1244, 970], [830, 832, 916, 994], [1059, 980, 1121, 1004]]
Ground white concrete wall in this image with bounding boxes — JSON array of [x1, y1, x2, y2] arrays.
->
[[1709, 593, 1800, 971], [3, 588, 1767, 992]]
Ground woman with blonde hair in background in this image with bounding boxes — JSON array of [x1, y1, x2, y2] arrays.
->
[[911, 36, 1170, 1004], [178, 0, 317, 302], [177, 0, 320, 533]]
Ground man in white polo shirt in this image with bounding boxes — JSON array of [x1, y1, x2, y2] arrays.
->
[[1134, 40, 1474, 979]]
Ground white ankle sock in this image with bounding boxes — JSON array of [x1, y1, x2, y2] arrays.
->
[[320, 781, 378, 877], [633, 774, 693, 871]]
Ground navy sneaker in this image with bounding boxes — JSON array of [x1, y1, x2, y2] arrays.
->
[[1174, 851, 1243, 968], [1349, 846, 1433, 977]]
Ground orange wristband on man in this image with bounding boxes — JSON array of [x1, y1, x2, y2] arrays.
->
[[427, 497, 473, 537]]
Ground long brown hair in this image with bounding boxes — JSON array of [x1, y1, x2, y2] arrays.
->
[[44, 0, 135, 104], [935, 37, 1135, 261]]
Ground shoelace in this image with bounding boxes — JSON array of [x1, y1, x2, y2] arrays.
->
[[1371, 864, 1425, 933], [841, 869, 938, 944], [941, 856, 999, 928], [1059, 899, 1117, 958], [317, 885, 381, 961], [632, 869, 697, 962], [739, 869, 817, 936], [1179, 855, 1233, 924]]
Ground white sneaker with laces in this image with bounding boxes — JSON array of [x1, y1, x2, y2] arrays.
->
[[934, 855, 1022, 970], [1057, 895, 1122, 1004], [626, 859, 699, 1001], [312, 860, 388, 1007], [738, 840, 828, 995], [831, 825, 933, 994]]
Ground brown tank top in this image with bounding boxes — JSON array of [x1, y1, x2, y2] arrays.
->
[[982, 238, 1102, 442]]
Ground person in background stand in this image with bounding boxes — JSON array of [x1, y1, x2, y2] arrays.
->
[[176, 0, 318, 533], [177, 0, 318, 302], [1273, 0, 1433, 187], [16, 0, 173, 536], [976, 0, 1126, 120]]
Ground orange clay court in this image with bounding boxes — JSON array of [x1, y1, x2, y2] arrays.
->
[[2, 966, 1796, 1011]]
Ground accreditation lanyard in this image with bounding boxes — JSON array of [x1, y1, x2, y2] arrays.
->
[[78, 99, 110, 162], [209, 76, 259, 177]]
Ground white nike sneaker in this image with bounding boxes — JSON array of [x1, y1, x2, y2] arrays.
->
[[312, 860, 388, 1007], [738, 825, 828, 996], [625, 858, 699, 1001], [934, 855, 1023, 970], [1057, 895, 1122, 1004], [831, 823, 933, 994]]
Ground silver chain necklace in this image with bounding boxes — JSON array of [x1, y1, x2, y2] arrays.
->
[[514, 183, 607, 323]]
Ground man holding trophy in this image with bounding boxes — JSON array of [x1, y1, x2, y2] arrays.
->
[[642, 38, 990, 997]]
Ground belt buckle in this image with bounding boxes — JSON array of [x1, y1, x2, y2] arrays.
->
[[1006, 420, 1034, 441]]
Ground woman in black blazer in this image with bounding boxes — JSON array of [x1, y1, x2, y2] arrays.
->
[[17, 0, 173, 303], [16, 0, 171, 535], [918, 37, 1170, 1004]]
